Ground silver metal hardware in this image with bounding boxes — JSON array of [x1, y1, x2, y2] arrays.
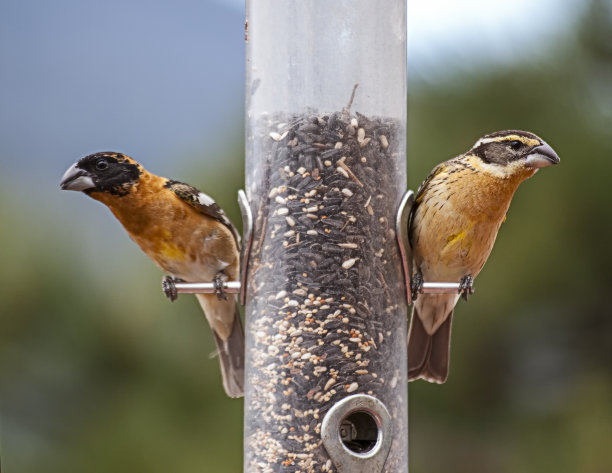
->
[[321, 394, 393, 473], [162, 278, 241, 300], [421, 282, 462, 293], [395, 190, 414, 305], [238, 189, 254, 305]]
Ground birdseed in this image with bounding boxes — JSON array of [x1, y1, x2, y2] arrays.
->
[[245, 109, 407, 472]]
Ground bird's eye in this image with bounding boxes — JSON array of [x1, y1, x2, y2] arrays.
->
[[509, 140, 523, 151], [96, 159, 109, 170]]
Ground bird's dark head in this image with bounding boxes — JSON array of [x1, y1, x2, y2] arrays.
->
[[469, 130, 560, 172], [60, 152, 143, 196]]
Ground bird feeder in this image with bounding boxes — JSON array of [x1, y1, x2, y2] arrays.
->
[[243, 1, 408, 471]]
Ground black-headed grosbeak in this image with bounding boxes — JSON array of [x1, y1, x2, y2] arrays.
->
[[60, 152, 244, 397], [408, 130, 560, 383]]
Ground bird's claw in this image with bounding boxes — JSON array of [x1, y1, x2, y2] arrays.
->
[[459, 275, 474, 301], [162, 276, 183, 302], [213, 273, 228, 301], [411, 270, 424, 302]]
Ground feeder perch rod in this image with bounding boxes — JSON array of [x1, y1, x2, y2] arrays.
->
[[161, 279, 463, 299]]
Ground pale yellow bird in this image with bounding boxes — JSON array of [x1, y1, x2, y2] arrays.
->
[[408, 130, 560, 383]]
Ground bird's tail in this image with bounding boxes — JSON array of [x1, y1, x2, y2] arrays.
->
[[407, 305, 453, 384], [196, 294, 245, 398]]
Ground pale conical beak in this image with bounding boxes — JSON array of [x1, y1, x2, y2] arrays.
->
[[525, 142, 560, 168], [60, 163, 95, 191]]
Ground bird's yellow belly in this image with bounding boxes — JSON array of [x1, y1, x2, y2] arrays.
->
[[438, 220, 497, 276], [133, 225, 236, 283], [410, 165, 521, 281], [412, 202, 502, 281]]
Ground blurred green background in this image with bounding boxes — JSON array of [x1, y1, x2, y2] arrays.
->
[[1, 0, 611, 472]]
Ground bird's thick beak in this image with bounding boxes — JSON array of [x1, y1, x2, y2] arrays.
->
[[525, 142, 560, 168], [60, 163, 95, 191]]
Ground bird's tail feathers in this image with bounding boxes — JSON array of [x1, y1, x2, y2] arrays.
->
[[196, 294, 245, 398], [407, 305, 453, 384], [211, 305, 245, 398]]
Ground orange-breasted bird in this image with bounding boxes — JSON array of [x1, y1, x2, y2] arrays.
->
[[60, 152, 245, 397], [408, 130, 560, 383]]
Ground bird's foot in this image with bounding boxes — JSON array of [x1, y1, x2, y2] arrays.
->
[[162, 276, 184, 302], [459, 274, 474, 301], [411, 270, 424, 301], [213, 273, 229, 301]]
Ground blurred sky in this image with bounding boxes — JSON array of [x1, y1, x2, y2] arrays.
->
[[0, 0, 585, 182]]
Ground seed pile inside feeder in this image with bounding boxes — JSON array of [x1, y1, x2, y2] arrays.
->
[[245, 109, 407, 473]]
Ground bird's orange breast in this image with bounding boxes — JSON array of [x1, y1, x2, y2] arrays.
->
[[411, 158, 535, 280], [90, 172, 239, 280]]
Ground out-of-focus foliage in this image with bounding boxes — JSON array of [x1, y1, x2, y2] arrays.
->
[[407, 2, 612, 472], [1, 1, 611, 472]]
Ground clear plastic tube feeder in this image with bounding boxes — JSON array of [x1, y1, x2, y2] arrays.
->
[[244, 1, 407, 471]]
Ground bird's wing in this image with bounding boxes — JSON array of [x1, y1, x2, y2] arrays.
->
[[164, 179, 241, 248], [414, 161, 448, 205], [409, 157, 462, 245]]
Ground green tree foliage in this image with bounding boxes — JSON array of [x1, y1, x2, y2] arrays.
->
[[1, 4, 611, 473]]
